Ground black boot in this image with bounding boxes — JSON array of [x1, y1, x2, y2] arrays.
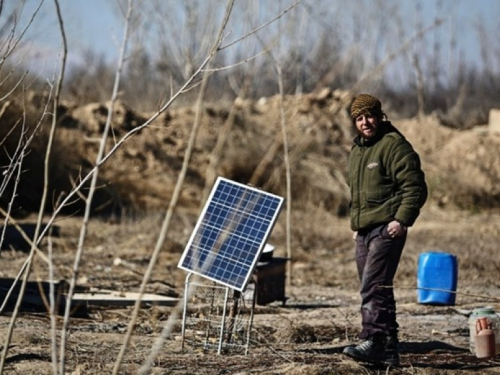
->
[[342, 336, 386, 364], [383, 335, 400, 366]]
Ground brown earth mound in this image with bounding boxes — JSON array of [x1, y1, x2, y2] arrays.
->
[[2, 88, 499, 217]]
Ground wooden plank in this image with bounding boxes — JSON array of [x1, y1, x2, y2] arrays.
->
[[72, 291, 179, 307]]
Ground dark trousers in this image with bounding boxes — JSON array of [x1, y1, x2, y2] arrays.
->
[[355, 224, 406, 339]]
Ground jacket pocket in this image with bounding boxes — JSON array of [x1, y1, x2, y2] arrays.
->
[[365, 188, 392, 206]]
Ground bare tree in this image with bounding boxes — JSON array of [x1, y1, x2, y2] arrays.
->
[[57, 0, 135, 372]]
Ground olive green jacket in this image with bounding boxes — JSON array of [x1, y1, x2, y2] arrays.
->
[[347, 121, 428, 231]]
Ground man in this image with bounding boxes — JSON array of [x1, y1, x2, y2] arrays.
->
[[342, 94, 428, 366]]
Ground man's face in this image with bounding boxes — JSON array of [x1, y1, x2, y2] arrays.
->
[[355, 113, 379, 139]]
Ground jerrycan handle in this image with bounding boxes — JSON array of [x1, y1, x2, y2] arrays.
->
[[476, 317, 491, 334]]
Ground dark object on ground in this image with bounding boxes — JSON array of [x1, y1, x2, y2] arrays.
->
[[1, 223, 60, 251]]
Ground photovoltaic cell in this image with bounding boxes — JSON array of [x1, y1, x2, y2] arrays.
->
[[178, 177, 284, 291]]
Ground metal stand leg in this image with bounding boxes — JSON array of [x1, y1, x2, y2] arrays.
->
[[180, 273, 192, 350], [226, 290, 240, 345], [245, 282, 257, 355], [217, 286, 230, 355]]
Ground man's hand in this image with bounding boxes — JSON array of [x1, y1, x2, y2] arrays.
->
[[387, 220, 406, 237], [352, 231, 358, 240]]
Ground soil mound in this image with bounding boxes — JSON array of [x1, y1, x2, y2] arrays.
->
[[2, 89, 500, 216]]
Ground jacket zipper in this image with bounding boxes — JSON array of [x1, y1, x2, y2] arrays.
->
[[356, 147, 365, 229]]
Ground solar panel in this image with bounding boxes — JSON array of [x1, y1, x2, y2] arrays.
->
[[178, 177, 284, 291]]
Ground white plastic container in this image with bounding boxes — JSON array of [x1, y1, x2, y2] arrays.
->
[[469, 307, 500, 355]]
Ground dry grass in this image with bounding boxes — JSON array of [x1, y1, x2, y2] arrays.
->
[[1, 207, 500, 374]]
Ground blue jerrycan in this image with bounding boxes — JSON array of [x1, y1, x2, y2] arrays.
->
[[417, 251, 458, 305]]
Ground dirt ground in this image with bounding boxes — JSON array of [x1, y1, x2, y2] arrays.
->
[[1, 205, 500, 375]]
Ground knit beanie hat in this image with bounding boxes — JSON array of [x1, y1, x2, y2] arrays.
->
[[350, 94, 384, 120]]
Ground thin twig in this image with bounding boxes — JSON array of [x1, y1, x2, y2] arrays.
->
[[0, 83, 55, 373], [0, 207, 49, 267], [132, 2, 236, 374], [276, 65, 293, 289], [201, 75, 251, 204], [219, 0, 302, 51], [30, 37, 215, 253], [59, 1, 133, 373], [352, 18, 443, 91], [379, 285, 500, 303], [255, 24, 293, 289], [202, 42, 277, 73], [47, 2, 67, 373], [0, 0, 44, 65]]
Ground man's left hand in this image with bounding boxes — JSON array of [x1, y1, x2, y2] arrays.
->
[[387, 220, 407, 237]]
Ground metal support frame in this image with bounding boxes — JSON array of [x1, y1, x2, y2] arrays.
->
[[180, 273, 256, 355]]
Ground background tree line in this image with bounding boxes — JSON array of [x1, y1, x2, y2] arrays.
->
[[2, 0, 500, 128]]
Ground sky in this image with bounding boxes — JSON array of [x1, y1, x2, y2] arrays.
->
[[3, 0, 500, 80], [6, 1, 121, 69]]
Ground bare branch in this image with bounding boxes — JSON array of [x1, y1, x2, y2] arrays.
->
[[202, 42, 277, 73], [219, 0, 302, 51], [0, 0, 44, 66], [351, 18, 444, 91], [58, 0, 134, 373], [132, 2, 236, 374], [0, 78, 56, 375]]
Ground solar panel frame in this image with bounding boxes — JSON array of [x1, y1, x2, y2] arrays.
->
[[178, 177, 284, 292]]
